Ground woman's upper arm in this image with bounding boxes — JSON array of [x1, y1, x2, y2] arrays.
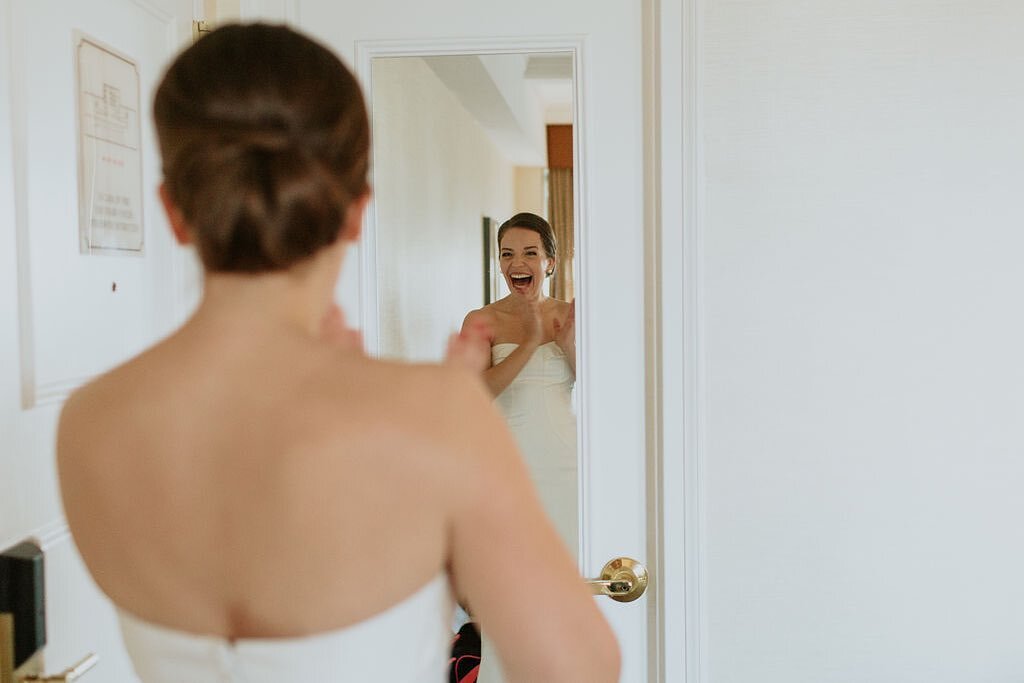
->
[[460, 308, 489, 334], [442, 377, 619, 682]]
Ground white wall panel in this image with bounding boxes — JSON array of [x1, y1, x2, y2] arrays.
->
[[702, 1, 1024, 680], [2, 1, 192, 681], [9, 0, 181, 408]]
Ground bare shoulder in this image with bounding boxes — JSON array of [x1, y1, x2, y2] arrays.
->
[[56, 382, 95, 464], [461, 305, 497, 332], [348, 358, 516, 472], [550, 297, 572, 316], [57, 346, 160, 457], [352, 359, 501, 446], [55, 344, 175, 527]]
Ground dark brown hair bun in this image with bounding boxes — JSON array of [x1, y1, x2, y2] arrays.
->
[[153, 23, 370, 272]]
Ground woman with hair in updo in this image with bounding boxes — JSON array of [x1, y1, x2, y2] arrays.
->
[[56, 24, 616, 683], [460, 212, 578, 683]]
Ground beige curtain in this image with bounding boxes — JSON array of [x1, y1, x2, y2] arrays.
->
[[547, 168, 574, 302]]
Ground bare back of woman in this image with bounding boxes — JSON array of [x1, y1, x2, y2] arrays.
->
[[56, 23, 616, 683]]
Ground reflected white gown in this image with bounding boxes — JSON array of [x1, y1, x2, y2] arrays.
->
[[480, 341, 577, 681]]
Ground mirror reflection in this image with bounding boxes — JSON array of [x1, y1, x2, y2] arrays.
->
[[369, 51, 579, 554], [370, 50, 577, 683]]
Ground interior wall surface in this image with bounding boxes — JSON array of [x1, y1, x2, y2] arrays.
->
[[514, 166, 547, 218], [372, 57, 514, 361], [1, 1, 194, 680], [701, 1, 1024, 680]]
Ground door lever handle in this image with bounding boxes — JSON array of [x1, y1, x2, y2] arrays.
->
[[585, 557, 648, 602], [20, 653, 97, 682]]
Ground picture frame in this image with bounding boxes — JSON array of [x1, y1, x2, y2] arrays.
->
[[482, 215, 502, 305]]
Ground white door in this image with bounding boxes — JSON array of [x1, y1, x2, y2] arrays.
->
[[235, 1, 655, 681], [0, 0, 195, 679]]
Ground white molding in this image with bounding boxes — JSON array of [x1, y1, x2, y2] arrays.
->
[[129, 0, 175, 22], [33, 376, 94, 407], [356, 35, 585, 58], [238, 0, 298, 23], [680, 0, 708, 680], [354, 36, 589, 571], [569, 39, 591, 577], [642, 0, 664, 677], [645, 0, 706, 679], [2, 519, 71, 555], [10, 0, 35, 409], [30, 520, 72, 553]]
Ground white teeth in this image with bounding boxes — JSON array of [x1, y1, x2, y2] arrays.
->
[[510, 274, 531, 281]]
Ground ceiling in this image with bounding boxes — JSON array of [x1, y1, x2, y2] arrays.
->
[[423, 53, 573, 166]]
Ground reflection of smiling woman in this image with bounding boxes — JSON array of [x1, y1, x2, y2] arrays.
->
[[464, 213, 575, 396], [461, 212, 578, 554], [461, 213, 580, 683]]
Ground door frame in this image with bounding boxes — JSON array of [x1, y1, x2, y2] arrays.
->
[[642, 0, 706, 680]]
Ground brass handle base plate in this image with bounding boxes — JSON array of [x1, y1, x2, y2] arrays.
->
[[597, 557, 648, 602]]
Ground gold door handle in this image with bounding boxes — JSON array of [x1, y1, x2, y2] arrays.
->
[[586, 557, 648, 602], [19, 653, 97, 682]]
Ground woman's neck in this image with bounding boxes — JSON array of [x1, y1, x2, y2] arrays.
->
[[191, 242, 345, 338]]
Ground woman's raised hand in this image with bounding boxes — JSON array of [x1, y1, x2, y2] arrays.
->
[[319, 304, 363, 352], [553, 299, 576, 358], [511, 294, 544, 348]]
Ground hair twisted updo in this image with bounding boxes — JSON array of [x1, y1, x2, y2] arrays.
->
[[153, 23, 370, 272]]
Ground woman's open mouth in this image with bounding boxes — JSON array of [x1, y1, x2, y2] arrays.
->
[[509, 273, 533, 292]]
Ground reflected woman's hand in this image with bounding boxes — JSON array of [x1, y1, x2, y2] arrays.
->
[[510, 292, 544, 348], [553, 300, 576, 375]]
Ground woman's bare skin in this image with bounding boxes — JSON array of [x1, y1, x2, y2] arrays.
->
[[462, 227, 576, 396], [58, 202, 618, 682]]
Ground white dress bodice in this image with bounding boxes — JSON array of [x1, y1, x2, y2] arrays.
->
[[117, 574, 454, 683], [482, 342, 577, 683], [491, 341, 577, 551]]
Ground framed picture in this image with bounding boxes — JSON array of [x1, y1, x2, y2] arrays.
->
[[482, 216, 504, 305], [75, 32, 144, 254]]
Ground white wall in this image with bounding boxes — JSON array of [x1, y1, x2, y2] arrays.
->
[[1, 1, 195, 679], [0, 0, 64, 556], [371, 57, 515, 361], [701, 1, 1024, 680], [515, 166, 546, 217]]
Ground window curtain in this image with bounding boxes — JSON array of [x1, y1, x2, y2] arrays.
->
[[546, 124, 574, 302], [547, 168, 574, 302]]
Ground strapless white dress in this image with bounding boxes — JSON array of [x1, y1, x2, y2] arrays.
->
[[482, 342, 577, 682], [491, 341, 578, 554], [117, 574, 454, 682]]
